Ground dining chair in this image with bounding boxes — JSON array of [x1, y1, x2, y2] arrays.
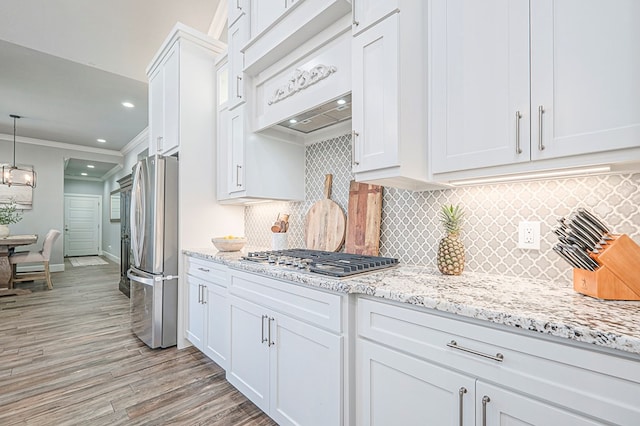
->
[[9, 229, 61, 290]]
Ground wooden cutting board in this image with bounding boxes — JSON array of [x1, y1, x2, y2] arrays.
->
[[304, 174, 346, 251], [344, 180, 383, 256]]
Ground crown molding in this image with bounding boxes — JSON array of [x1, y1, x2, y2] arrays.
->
[[0, 133, 123, 157]]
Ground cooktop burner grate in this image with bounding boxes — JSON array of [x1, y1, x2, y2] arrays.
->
[[242, 249, 399, 278]]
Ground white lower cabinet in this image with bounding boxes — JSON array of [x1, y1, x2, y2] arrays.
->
[[357, 297, 640, 426], [227, 270, 345, 426], [358, 339, 476, 425], [476, 381, 602, 426], [359, 340, 602, 426], [185, 256, 229, 369]]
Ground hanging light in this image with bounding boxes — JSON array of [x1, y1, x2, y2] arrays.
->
[[2, 115, 37, 188]]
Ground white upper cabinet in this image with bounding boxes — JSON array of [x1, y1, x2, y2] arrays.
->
[[352, 5, 445, 191], [147, 24, 226, 157], [228, 107, 245, 195], [352, 16, 399, 173], [431, 0, 640, 178], [228, 0, 249, 27], [352, 0, 399, 35], [242, 0, 351, 74], [250, 0, 287, 36], [148, 42, 180, 155], [430, 0, 531, 173], [530, 0, 640, 161], [228, 20, 249, 111]]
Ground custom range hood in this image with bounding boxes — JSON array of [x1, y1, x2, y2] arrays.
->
[[252, 20, 352, 137], [276, 94, 351, 134]]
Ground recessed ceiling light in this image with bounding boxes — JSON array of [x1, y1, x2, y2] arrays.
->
[[336, 99, 346, 105], [87, 165, 95, 169], [122, 101, 135, 108], [289, 119, 298, 124], [97, 138, 106, 143], [81, 172, 88, 176]]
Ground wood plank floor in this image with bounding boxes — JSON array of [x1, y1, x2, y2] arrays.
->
[[0, 258, 277, 426]]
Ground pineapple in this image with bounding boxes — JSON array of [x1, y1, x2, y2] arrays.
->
[[437, 205, 465, 275]]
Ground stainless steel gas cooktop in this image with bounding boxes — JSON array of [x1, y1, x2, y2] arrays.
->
[[242, 249, 399, 278]]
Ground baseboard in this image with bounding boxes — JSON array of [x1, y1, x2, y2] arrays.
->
[[17, 263, 65, 273], [102, 251, 120, 264]]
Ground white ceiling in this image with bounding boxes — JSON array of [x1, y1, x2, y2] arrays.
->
[[0, 0, 224, 178]]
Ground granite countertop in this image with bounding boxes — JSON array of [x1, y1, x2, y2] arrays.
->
[[184, 248, 640, 356]]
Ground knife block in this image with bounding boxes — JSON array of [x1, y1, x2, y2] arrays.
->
[[572, 234, 640, 300]]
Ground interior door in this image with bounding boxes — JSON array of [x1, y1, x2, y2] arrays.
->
[[63, 195, 101, 257]]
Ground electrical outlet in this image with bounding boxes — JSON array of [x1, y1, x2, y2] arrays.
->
[[518, 221, 541, 250]]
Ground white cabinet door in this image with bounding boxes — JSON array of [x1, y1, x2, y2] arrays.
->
[[228, 107, 245, 194], [269, 313, 342, 426], [204, 282, 229, 369], [228, 0, 248, 27], [227, 296, 270, 413], [352, 15, 399, 173], [358, 339, 476, 426], [148, 43, 180, 155], [477, 381, 604, 426], [352, 0, 398, 34], [228, 21, 248, 111], [250, 0, 287, 36], [185, 277, 205, 351], [530, 0, 640, 161], [430, 0, 530, 174]]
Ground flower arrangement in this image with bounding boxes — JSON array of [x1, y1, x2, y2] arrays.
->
[[0, 200, 23, 225]]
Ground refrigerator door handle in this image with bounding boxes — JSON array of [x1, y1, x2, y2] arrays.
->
[[130, 161, 146, 268], [127, 268, 155, 285]]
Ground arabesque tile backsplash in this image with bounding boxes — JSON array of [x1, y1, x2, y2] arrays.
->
[[245, 133, 640, 282]]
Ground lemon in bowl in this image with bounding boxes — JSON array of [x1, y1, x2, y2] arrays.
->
[[211, 235, 247, 252]]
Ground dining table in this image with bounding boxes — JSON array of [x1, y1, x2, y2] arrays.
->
[[0, 234, 38, 288]]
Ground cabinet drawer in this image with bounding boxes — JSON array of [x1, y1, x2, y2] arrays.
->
[[230, 269, 343, 333], [357, 297, 640, 425], [186, 256, 228, 286]]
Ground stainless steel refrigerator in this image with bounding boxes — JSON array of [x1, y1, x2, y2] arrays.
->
[[127, 154, 178, 348]]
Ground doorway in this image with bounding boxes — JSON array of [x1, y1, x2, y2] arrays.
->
[[63, 194, 101, 257]]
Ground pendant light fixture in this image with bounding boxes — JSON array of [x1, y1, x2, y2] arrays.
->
[[2, 115, 37, 188]]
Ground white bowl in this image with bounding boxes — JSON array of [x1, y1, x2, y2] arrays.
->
[[211, 236, 247, 252]]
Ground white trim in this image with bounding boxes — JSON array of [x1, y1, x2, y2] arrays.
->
[[0, 133, 123, 157], [102, 250, 120, 264], [208, 0, 228, 40], [121, 127, 150, 155]]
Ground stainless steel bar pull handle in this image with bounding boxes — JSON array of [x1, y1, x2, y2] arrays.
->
[[267, 317, 275, 347], [538, 105, 545, 151], [482, 396, 490, 426], [198, 284, 202, 304], [458, 387, 467, 426], [261, 315, 267, 343], [201, 286, 206, 304], [197, 267, 210, 273], [236, 75, 242, 98], [236, 165, 242, 187], [351, 130, 360, 166], [447, 340, 504, 362], [515, 111, 523, 154], [236, 0, 242, 11], [352, 0, 359, 26]]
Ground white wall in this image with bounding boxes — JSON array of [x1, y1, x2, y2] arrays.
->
[[64, 179, 104, 195], [0, 136, 123, 270], [101, 129, 149, 262]]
